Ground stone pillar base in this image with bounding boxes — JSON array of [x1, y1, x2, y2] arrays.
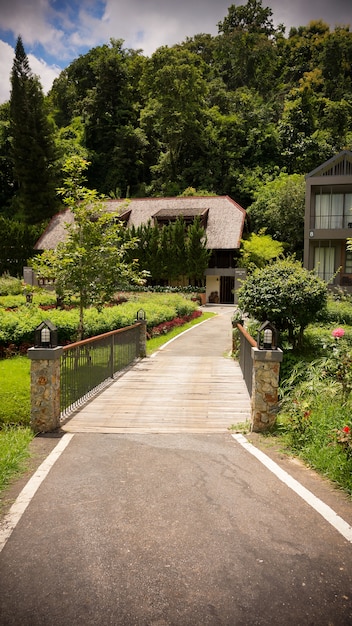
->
[[28, 347, 63, 433], [251, 347, 283, 432]]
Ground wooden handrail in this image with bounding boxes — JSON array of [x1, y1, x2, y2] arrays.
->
[[236, 323, 257, 347]]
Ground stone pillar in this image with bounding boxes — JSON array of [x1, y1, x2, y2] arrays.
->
[[251, 347, 283, 432], [139, 321, 147, 358], [27, 346, 63, 433]]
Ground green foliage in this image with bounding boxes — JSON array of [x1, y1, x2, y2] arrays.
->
[[9, 37, 59, 224], [277, 348, 352, 494], [0, 426, 33, 495], [32, 157, 147, 338], [247, 174, 305, 255], [0, 292, 198, 348], [0, 356, 30, 427], [125, 216, 210, 286], [238, 257, 328, 345], [0, 218, 44, 276], [240, 231, 284, 270], [0, 274, 23, 295], [1, 6, 352, 211]]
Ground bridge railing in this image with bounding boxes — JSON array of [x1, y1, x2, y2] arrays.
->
[[60, 323, 142, 418], [236, 323, 257, 396]]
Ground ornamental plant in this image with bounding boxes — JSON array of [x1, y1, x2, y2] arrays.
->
[[329, 327, 352, 400], [335, 424, 352, 458], [237, 257, 328, 347]]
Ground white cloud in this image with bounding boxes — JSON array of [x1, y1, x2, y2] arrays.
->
[[0, 40, 14, 104], [0, 40, 62, 104], [28, 55, 61, 95]]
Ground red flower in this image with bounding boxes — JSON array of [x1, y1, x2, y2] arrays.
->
[[332, 327, 345, 338], [342, 426, 350, 434]]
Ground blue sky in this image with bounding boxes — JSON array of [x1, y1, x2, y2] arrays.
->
[[0, 0, 351, 104]]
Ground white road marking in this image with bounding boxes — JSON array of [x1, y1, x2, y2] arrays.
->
[[0, 433, 74, 553], [232, 433, 352, 544]]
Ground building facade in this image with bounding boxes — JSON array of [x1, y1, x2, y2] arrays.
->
[[304, 150, 352, 290]]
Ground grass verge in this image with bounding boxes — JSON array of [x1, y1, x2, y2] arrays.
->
[[0, 426, 34, 495]]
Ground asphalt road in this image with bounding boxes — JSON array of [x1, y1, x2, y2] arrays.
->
[[1, 308, 352, 625]]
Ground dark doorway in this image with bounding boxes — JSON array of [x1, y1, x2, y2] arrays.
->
[[220, 276, 234, 304]]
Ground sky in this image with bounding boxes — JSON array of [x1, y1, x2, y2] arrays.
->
[[0, 0, 351, 104]]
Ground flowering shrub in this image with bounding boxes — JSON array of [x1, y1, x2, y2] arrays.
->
[[329, 327, 352, 400], [332, 327, 345, 338], [150, 310, 202, 338], [335, 424, 352, 457], [283, 399, 313, 449]]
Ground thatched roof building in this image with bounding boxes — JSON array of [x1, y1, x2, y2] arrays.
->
[[34, 195, 247, 304], [34, 196, 246, 251]]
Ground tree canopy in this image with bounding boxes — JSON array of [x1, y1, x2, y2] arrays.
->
[[9, 36, 59, 224], [237, 258, 328, 346], [2, 1, 352, 263]]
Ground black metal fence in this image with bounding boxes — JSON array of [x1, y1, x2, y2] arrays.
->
[[60, 323, 141, 417], [237, 323, 257, 396]]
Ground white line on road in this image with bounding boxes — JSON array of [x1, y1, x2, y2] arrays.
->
[[0, 433, 74, 553], [232, 433, 352, 544]]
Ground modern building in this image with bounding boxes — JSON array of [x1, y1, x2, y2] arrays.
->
[[304, 150, 352, 290], [34, 196, 247, 304]]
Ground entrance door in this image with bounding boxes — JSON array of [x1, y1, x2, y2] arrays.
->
[[220, 276, 234, 304]]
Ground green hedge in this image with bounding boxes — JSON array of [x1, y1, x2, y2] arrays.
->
[[0, 293, 198, 349]]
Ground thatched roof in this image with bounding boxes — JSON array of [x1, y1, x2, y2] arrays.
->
[[35, 196, 246, 251]]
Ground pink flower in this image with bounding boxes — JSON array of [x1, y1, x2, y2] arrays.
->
[[343, 426, 350, 434], [332, 327, 345, 338]]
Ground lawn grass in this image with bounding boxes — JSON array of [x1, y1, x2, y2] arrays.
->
[[0, 427, 33, 497], [0, 356, 30, 427]]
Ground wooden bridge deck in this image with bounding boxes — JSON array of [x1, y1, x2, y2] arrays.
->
[[62, 308, 251, 434]]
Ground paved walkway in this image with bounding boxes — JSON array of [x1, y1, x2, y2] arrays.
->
[[62, 306, 251, 434]]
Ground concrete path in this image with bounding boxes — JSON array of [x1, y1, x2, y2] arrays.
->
[[62, 307, 251, 434], [1, 307, 352, 625]]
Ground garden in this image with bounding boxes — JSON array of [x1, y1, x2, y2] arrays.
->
[[236, 258, 352, 497]]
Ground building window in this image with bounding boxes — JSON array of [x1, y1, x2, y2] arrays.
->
[[314, 192, 352, 229], [314, 247, 335, 281], [345, 249, 352, 274]]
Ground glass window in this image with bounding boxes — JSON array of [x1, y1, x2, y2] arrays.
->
[[314, 247, 335, 281], [344, 194, 352, 228], [345, 249, 352, 274], [314, 191, 349, 229]]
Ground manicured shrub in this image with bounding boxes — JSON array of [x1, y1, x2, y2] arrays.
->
[[238, 257, 328, 347]]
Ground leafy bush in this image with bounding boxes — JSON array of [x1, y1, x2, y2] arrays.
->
[[0, 274, 23, 296], [317, 297, 352, 326], [238, 258, 328, 347], [0, 293, 199, 351], [277, 325, 352, 494]]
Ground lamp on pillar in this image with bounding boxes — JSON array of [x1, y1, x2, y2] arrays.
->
[[257, 321, 278, 350], [34, 320, 58, 349], [136, 308, 146, 322]]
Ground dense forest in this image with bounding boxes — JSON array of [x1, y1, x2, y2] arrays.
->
[[1, 0, 352, 271]]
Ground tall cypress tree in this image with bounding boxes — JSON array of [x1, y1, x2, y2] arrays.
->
[[10, 36, 59, 224]]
